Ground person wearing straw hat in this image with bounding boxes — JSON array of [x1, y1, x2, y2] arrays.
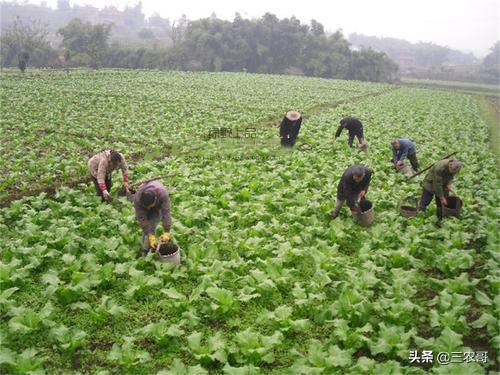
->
[[133, 180, 172, 257], [279, 111, 302, 147], [390, 138, 420, 172], [419, 159, 462, 219], [333, 117, 367, 148], [87, 149, 130, 203], [330, 165, 372, 219]]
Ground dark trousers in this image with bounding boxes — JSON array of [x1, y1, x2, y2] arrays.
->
[[407, 153, 420, 172], [419, 188, 447, 219], [92, 175, 112, 202], [348, 127, 364, 147], [142, 211, 161, 251], [281, 136, 297, 147]]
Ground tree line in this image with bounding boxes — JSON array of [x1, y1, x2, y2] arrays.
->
[[349, 33, 499, 84], [0, 14, 399, 83]]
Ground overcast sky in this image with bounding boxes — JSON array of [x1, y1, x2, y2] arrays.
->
[[19, 0, 500, 57]]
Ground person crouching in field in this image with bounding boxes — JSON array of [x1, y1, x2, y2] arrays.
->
[[88, 150, 129, 202], [134, 180, 172, 257], [280, 111, 302, 147], [331, 165, 372, 219], [333, 117, 367, 149], [391, 138, 420, 172], [419, 159, 462, 219]]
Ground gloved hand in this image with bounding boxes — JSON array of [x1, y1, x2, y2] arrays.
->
[[148, 234, 158, 249], [160, 232, 171, 242], [102, 190, 112, 202]]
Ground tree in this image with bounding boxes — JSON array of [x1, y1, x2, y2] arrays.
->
[[170, 15, 188, 47], [414, 43, 448, 67], [137, 28, 155, 39], [165, 13, 397, 82], [350, 48, 398, 82], [483, 42, 500, 70], [0, 17, 56, 68], [17, 51, 29, 73], [310, 19, 324, 37], [57, 18, 112, 68], [480, 42, 500, 83]]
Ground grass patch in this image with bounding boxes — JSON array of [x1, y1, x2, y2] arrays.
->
[[477, 95, 500, 169]]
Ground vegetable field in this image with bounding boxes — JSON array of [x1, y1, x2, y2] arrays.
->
[[0, 70, 498, 374]]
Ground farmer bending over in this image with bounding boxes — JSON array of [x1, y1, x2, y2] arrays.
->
[[390, 138, 420, 172], [88, 149, 129, 202], [134, 180, 172, 257], [331, 165, 372, 219], [419, 159, 462, 219], [333, 117, 367, 148], [280, 111, 302, 147]]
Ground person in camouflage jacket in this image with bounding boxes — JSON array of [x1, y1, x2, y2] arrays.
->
[[419, 159, 462, 219]]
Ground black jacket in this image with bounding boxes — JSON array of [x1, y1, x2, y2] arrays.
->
[[280, 116, 302, 145], [337, 165, 372, 207], [335, 117, 363, 138]]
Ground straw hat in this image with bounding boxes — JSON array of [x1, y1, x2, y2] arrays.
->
[[285, 111, 301, 121]]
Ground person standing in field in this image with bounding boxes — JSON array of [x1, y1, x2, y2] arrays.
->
[[280, 111, 302, 147], [88, 150, 129, 202], [134, 180, 172, 257], [419, 159, 462, 219], [333, 117, 367, 148], [331, 165, 373, 219], [391, 138, 420, 172]]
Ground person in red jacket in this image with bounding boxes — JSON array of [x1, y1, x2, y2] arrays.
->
[[87, 150, 129, 202]]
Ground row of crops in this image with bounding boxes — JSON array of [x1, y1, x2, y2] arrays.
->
[[0, 70, 498, 374], [0, 70, 391, 201]]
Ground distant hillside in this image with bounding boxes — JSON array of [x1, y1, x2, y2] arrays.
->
[[349, 33, 479, 69], [0, 0, 172, 43]]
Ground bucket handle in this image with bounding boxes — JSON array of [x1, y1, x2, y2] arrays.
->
[[399, 196, 418, 207]]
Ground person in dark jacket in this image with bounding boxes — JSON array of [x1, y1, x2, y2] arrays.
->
[[334, 117, 367, 148], [280, 111, 302, 147], [134, 180, 172, 257], [391, 138, 420, 172], [419, 159, 462, 219], [331, 165, 373, 219]]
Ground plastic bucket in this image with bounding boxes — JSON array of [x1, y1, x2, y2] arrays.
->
[[442, 196, 462, 218], [157, 242, 181, 265], [400, 197, 418, 218], [353, 200, 374, 226]]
